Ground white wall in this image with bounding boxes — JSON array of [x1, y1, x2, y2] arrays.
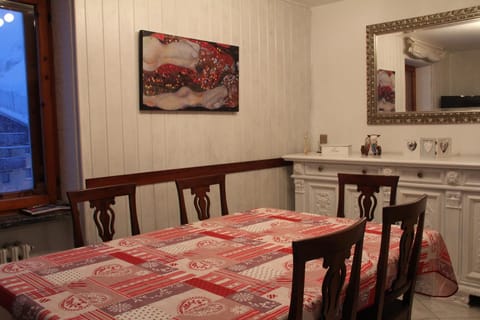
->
[[416, 65, 433, 110], [53, 0, 311, 244], [449, 49, 480, 95], [310, 0, 480, 155]]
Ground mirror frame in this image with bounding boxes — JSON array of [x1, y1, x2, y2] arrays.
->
[[367, 6, 480, 125]]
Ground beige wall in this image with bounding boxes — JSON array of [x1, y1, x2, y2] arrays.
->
[[449, 49, 480, 96], [52, 0, 311, 244], [310, 0, 480, 155]]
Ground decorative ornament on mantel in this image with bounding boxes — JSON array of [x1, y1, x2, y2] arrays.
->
[[361, 134, 382, 156], [303, 131, 311, 154]]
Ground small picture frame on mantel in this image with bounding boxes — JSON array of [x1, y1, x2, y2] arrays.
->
[[420, 137, 437, 159], [404, 139, 419, 158], [436, 137, 452, 158]]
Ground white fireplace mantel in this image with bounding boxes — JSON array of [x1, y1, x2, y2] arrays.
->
[[283, 152, 480, 298]]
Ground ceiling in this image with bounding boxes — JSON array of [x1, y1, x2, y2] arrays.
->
[[289, 0, 342, 8], [405, 19, 480, 51]]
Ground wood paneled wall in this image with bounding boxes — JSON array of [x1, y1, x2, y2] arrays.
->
[[54, 0, 311, 244]]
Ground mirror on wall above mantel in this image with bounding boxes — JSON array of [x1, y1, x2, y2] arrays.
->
[[366, 6, 480, 124]]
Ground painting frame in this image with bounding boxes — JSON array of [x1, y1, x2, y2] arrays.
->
[[139, 30, 239, 112]]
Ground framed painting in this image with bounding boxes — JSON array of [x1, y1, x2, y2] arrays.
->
[[377, 69, 395, 112], [139, 30, 239, 112]]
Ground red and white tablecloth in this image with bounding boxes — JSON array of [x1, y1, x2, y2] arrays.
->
[[0, 208, 457, 319]]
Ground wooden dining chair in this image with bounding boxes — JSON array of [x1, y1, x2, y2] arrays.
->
[[337, 173, 399, 221], [357, 195, 427, 320], [67, 183, 140, 247], [288, 217, 367, 320], [175, 173, 228, 225]]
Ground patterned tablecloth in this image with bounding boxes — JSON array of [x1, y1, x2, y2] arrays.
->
[[0, 208, 457, 320]]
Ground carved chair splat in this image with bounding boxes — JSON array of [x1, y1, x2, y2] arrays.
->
[[357, 195, 427, 320], [67, 183, 140, 247], [288, 217, 367, 320], [175, 174, 228, 225], [337, 173, 399, 221]]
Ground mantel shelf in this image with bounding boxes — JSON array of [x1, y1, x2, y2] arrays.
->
[[283, 152, 480, 170]]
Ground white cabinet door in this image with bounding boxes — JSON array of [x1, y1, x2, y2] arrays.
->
[[397, 187, 443, 231], [462, 193, 480, 294], [398, 187, 463, 278], [305, 180, 337, 216]]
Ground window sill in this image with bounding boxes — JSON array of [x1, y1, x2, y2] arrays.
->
[[0, 209, 70, 229]]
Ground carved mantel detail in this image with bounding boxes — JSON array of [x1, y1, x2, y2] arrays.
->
[[294, 179, 305, 193], [382, 167, 394, 176], [445, 191, 462, 209], [293, 163, 304, 175], [314, 191, 333, 215], [445, 171, 460, 186]]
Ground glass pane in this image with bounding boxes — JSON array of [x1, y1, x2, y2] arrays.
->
[[0, 5, 33, 193]]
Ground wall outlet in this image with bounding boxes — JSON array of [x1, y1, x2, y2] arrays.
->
[[319, 134, 328, 144]]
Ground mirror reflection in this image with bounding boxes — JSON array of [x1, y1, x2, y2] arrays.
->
[[366, 6, 480, 124], [376, 20, 480, 113]]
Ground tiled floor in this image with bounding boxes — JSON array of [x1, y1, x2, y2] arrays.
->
[[2, 294, 479, 320], [412, 294, 480, 320]]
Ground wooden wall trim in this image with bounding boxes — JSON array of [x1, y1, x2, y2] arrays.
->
[[86, 158, 291, 188]]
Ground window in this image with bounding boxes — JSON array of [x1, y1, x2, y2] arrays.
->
[[0, 0, 58, 212]]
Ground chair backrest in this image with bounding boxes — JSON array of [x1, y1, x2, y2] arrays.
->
[[372, 195, 427, 320], [67, 183, 140, 247], [175, 173, 228, 225], [337, 173, 399, 221], [288, 217, 367, 320]]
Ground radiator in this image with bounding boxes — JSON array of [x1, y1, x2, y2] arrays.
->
[[0, 243, 32, 264]]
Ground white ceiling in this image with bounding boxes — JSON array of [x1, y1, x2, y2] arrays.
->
[[405, 20, 480, 51], [288, 0, 342, 8]]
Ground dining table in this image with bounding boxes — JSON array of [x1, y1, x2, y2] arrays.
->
[[0, 208, 458, 319]]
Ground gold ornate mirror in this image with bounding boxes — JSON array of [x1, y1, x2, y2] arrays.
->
[[367, 6, 480, 124]]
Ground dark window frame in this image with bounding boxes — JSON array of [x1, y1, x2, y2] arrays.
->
[[0, 0, 59, 212]]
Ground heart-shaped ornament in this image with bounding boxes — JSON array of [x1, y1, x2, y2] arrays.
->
[[423, 140, 434, 153], [407, 140, 417, 151], [439, 141, 449, 153]]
